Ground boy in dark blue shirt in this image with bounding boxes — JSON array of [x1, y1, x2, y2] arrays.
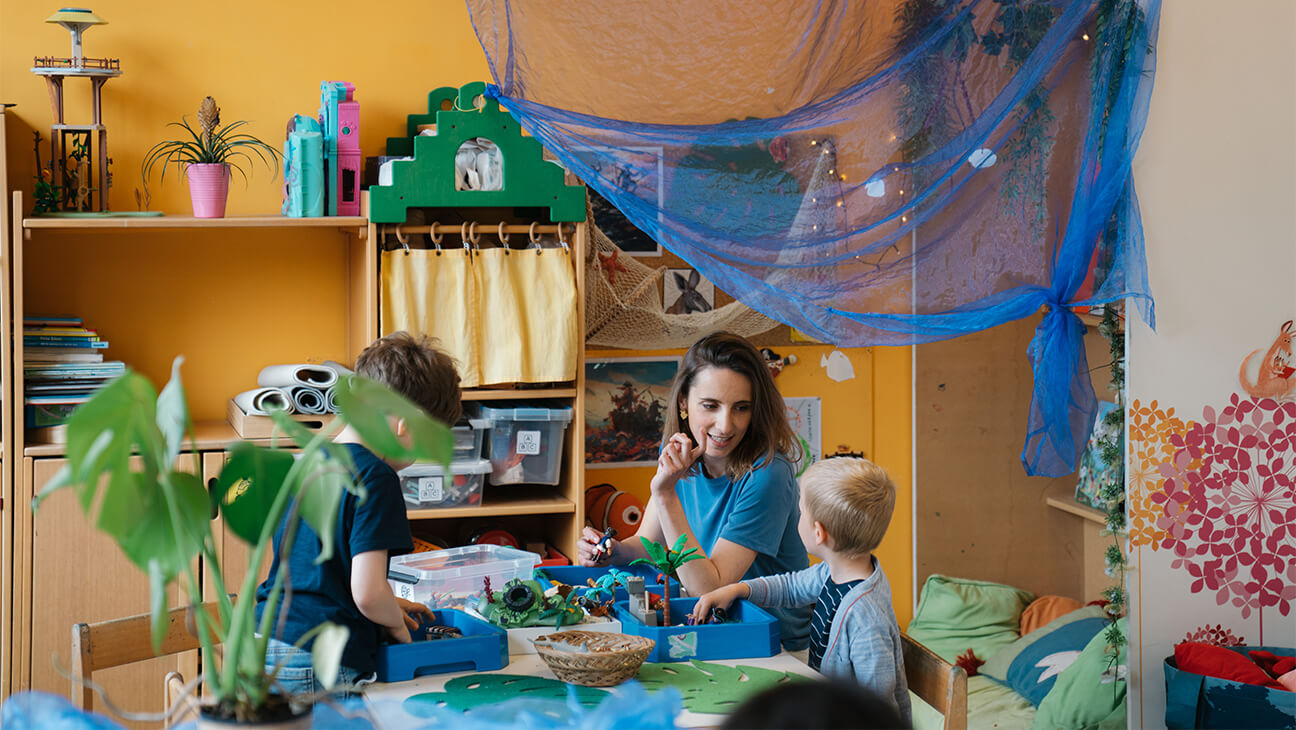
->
[[256, 331, 463, 696]]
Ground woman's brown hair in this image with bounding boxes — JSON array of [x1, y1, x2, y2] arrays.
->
[[661, 332, 801, 480]]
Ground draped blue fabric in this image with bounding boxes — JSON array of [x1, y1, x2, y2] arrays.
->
[[465, 0, 1161, 476]]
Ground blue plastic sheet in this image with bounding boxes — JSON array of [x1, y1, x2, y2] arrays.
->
[[466, 0, 1161, 476]]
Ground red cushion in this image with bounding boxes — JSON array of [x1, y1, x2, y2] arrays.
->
[[1249, 650, 1296, 679], [1175, 643, 1284, 689]]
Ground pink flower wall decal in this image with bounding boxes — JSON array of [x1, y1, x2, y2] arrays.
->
[[1183, 623, 1245, 647], [1149, 395, 1296, 629]]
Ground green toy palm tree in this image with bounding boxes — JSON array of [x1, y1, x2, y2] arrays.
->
[[631, 534, 702, 626]]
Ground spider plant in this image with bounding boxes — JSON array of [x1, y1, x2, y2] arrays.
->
[[142, 96, 280, 184]]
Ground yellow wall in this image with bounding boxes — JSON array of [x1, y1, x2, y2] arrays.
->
[[1, 0, 913, 623]]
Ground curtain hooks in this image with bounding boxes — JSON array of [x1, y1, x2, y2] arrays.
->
[[498, 222, 511, 255], [429, 221, 443, 254], [555, 222, 570, 253], [529, 221, 543, 252], [394, 224, 410, 255], [460, 221, 480, 254]]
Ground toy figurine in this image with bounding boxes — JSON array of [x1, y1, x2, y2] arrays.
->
[[590, 526, 618, 564]]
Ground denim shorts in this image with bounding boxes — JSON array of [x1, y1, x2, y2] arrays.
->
[[264, 638, 375, 701]]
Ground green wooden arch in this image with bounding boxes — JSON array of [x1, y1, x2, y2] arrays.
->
[[369, 81, 585, 223]]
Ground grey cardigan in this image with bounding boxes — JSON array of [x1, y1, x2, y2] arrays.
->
[[744, 558, 912, 724]]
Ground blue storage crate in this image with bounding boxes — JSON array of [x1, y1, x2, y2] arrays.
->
[[535, 564, 680, 603], [613, 597, 780, 663], [375, 609, 508, 682]]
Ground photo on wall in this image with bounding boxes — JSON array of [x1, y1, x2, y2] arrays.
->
[[664, 267, 715, 315], [585, 357, 681, 467], [581, 146, 665, 256]]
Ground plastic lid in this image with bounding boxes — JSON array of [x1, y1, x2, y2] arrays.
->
[[479, 402, 574, 423], [388, 543, 541, 578], [398, 457, 491, 477]]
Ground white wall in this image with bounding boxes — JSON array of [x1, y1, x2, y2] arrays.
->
[[1128, 1, 1296, 726]]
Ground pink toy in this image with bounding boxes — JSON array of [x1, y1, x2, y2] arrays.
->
[[319, 81, 361, 216]]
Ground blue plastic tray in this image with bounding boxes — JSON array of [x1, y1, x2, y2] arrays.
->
[[375, 609, 508, 682], [536, 564, 679, 603], [612, 597, 780, 663]]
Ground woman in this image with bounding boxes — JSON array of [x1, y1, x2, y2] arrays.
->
[[578, 332, 811, 649]]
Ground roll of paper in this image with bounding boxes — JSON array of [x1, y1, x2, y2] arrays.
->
[[289, 385, 327, 415], [257, 364, 339, 390], [233, 387, 294, 416], [325, 385, 339, 414]]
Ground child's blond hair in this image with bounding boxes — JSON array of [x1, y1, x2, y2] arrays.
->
[[801, 457, 896, 556]]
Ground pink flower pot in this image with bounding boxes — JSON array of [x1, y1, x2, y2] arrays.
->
[[187, 163, 230, 218]]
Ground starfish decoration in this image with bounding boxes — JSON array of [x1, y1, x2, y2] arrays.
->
[[598, 249, 630, 284]]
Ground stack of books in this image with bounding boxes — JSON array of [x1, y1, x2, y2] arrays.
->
[[23, 315, 126, 428]]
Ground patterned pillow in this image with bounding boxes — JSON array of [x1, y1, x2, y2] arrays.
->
[[980, 605, 1108, 705]]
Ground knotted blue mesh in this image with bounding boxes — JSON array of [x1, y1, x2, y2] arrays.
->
[[466, 0, 1161, 476]]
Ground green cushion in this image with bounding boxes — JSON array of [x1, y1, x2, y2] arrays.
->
[[981, 605, 1108, 705], [1031, 618, 1127, 730], [905, 574, 1035, 664]]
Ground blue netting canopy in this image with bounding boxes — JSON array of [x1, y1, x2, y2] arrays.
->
[[466, 0, 1161, 477]]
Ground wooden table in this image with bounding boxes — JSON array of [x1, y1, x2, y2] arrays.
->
[[364, 651, 821, 728]]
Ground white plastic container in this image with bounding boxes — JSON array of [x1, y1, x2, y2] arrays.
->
[[398, 458, 491, 509], [387, 544, 541, 610], [451, 416, 492, 460], [480, 403, 574, 486]]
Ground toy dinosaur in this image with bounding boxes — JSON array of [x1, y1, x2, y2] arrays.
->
[[1239, 320, 1295, 401]]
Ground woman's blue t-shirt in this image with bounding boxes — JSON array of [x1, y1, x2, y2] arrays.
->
[[675, 454, 811, 650]]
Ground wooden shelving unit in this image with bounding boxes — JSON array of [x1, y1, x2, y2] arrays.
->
[[21, 214, 367, 232]]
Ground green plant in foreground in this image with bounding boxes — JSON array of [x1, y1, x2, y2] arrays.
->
[[34, 358, 452, 721], [631, 534, 702, 626], [142, 96, 280, 185]]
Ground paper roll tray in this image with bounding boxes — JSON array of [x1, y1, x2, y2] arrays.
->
[[226, 399, 336, 439]]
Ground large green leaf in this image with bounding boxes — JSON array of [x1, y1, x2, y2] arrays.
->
[[635, 660, 803, 714], [309, 623, 349, 690], [291, 448, 356, 565], [42, 373, 162, 514], [117, 470, 209, 580], [213, 443, 295, 546], [404, 675, 609, 715], [333, 375, 453, 467]]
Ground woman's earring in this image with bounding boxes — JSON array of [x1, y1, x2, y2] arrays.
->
[[679, 407, 688, 420]]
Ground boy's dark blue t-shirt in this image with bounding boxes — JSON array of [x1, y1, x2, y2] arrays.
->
[[254, 443, 413, 675]]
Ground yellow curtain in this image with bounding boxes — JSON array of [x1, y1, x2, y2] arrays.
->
[[381, 246, 578, 388], [475, 247, 578, 385], [381, 248, 481, 386]]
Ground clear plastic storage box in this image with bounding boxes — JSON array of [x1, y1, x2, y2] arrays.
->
[[480, 403, 574, 486], [387, 544, 541, 610], [451, 416, 492, 460], [398, 458, 491, 509]]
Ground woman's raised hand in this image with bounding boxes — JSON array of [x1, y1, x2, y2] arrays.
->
[[577, 525, 619, 566], [651, 432, 704, 497]]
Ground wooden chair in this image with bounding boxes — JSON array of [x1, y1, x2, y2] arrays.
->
[[70, 601, 223, 715], [902, 632, 968, 730]]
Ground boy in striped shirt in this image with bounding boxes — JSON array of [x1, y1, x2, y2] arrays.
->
[[691, 457, 910, 724]]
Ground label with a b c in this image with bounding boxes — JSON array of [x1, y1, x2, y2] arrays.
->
[[417, 475, 444, 502], [516, 430, 542, 455]]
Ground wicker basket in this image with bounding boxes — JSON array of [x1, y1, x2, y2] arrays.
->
[[532, 630, 656, 687]]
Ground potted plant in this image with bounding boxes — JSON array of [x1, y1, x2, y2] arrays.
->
[[141, 97, 280, 218], [630, 535, 701, 626], [34, 357, 452, 726]]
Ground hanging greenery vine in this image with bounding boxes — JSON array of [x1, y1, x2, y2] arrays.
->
[[1095, 303, 1128, 673]]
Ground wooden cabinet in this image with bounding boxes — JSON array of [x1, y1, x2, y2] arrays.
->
[[19, 456, 197, 728], [1, 106, 16, 700], [3, 191, 589, 709]]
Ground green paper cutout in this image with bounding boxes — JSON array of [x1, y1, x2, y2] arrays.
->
[[403, 674, 609, 716], [635, 660, 807, 714]]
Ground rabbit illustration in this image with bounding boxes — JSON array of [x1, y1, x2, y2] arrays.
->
[[1238, 319, 1295, 401], [666, 269, 712, 315]]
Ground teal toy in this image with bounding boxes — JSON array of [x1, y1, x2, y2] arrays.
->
[[370, 81, 585, 223]]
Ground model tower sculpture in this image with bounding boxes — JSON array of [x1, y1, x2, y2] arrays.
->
[[31, 8, 121, 212]]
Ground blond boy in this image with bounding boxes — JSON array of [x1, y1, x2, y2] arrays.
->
[[691, 457, 910, 723]]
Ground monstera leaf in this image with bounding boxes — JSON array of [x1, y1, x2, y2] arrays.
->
[[404, 675, 609, 715], [636, 660, 804, 714]]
